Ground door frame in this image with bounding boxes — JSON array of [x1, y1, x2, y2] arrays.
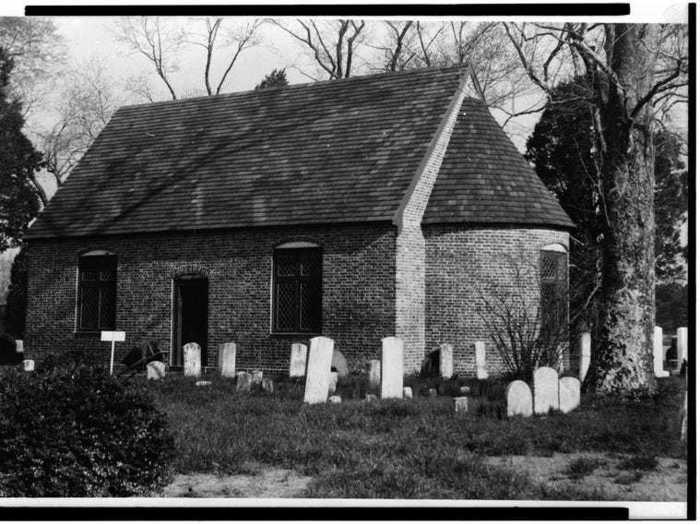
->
[[171, 274, 209, 368]]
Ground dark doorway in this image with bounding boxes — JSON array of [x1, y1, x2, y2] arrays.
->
[[172, 276, 208, 368]]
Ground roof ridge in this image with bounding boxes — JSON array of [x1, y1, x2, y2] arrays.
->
[[117, 65, 469, 111]]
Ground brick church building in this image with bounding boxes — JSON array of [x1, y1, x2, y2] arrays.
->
[[24, 67, 572, 375]]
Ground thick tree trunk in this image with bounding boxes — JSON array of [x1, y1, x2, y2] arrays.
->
[[594, 24, 657, 393]]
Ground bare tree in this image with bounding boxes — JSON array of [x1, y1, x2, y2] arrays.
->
[[271, 19, 366, 80], [502, 22, 688, 393]]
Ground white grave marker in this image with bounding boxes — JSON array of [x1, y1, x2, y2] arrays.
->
[[439, 343, 454, 379], [558, 377, 581, 414], [654, 326, 669, 378], [677, 327, 688, 372], [218, 342, 237, 378], [403, 386, 413, 399], [22, 359, 34, 372], [475, 342, 488, 379], [381, 337, 404, 399], [533, 366, 559, 415], [579, 332, 591, 382], [303, 336, 334, 404], [101, 330, 126, 375], [183, 342, 202, 377], [289, 343, 308, 378], [15, 339, 23, 354], [368, 359, 381, 390], [147, 361, 166, 380], [506, 380, 533, 417]]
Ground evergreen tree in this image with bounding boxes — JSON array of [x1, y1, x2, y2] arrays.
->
[[254, 68, 289, 90]]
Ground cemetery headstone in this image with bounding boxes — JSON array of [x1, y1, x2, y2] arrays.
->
[[403, 386, 413, 399], [218, 342, 237, 378], [328, 395, 342, 404], [533, 366, 559, 415], [453, 396, 469, 414], [22, 359, 34, 372], [183, 342, 202, 377], [236, 371, 252, 392], [380, 336, 403, 399], [303, 336, 334, 404], [251, 370, 263, 385], [368, 359, 381, 390], [439, 343, 454, 379], [262, 377, 274, 394], [654, 326, 669, 378], [579, 331, 591, 382], [475, 342, 488, 379], [15, 340, 23, 354], [331, 349, 349, 377], [147, 360, 166, 380], [328, 371, 338, 395], [289, 343, 308, 378], [558, 376, 581, 414], [506, 380, 533, 417], [676, 327, 688, 372]]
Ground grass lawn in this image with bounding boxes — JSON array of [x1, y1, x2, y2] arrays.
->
[[144, 374, 686, 500]]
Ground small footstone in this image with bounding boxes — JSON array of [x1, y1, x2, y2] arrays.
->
[[328, 371, 338, 395], [22, 359, 34, 372], [236, 371, 252, 392], [251, 370, 263, 385], [328, 395, 342, 404], [403, 386, 413, 399], [453, 396, 469, 414], [195, 380, 212, 387], [428, 388, 438, 398], [262, 377, 274, 394], [365, 393, 378, 402], [304, 336, 334, 404], [459, 385, 471, 394], [147, 360, 166, 380], [506, 379, 533, 417]]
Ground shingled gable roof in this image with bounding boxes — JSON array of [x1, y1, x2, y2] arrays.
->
[[27, 67, 572, 240]]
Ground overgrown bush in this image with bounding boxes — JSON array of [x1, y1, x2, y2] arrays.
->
[[0, 357, 174, 496]]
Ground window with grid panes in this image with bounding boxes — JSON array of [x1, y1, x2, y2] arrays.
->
[[540, 250, 568, 338], [77, 254, 117, 331], [272, 247, 321, 333]]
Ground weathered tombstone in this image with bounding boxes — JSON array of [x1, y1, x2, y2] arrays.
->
[[368, 359, 381, 389], [218, 342, 237, 378], [251, 370, 263, 385], [533, 366, 559, 415], [558, 377, 581, 414], [147, 360, 166, 380], [289, 343, 308, 378], [475, 342, 488, 379], [328, 395, 342, 404], [365, 393, 378, 402], [506, 380, 533, 417], [236, 371, 252, 392], [403, 386, 413, 399], [303, 336, 334, 404], [262, 377, 274, 394], [183, 342, 202, 377], [453, 396, 469, 414], [380, 337, 403, 399], [579, 332, 591, 382], [439, 343, 453, 379], [676, 327, 688, 372], [331, 349, 349, 378], [22, 359, 34, 372], [15, 339, 23, 354], [654, 326, 670, 378], [428, 388, 438, 398], [328, 371, 338, 395]]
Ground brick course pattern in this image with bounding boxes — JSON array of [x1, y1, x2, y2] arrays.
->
[[25, 224, 396, 374], [424, 225, 569, 375]]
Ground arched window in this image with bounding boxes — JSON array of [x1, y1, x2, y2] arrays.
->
[[272, 242, 322, 333], [540, 245, 568, 339], [77, 251, 117, 331]]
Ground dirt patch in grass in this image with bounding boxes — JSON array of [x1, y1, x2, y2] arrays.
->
[[159, 463, 312, 498], [484, 453, 686, 501]]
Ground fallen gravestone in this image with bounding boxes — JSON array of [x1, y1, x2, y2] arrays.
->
[[558, 376, 581, 414], [579, 332, 591, 382], [328, 371, 338, 395], [534, 367, 559, 414], [183, 342, 202, 377], [195, 380, 212, 387], [475, 342, 488, 379], [368, 359, 381, 390], [439, 343, 453, 379], [380, 337, 403, 399], [506, 380, 533, 417], [403, 386, 413, 399], [218, 342, 237, 378], [262, 377, 274, 394], [236, 371, 252, 392], [289, 343, 308, 378], [147, 360, 166, 380], [331, 349, 349, 378], [303, 336, 334, 404], [453, 396, 469, 413]]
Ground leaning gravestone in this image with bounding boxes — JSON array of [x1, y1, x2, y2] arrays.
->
[[236, 371, 252, 392], [533, 366, 559, 415], [303, 336, 334, 404], [368, 359, 381, 390], [147, 360, 166, 380], [331, 349, 349, 378], [183, 342, 202, 377], [439, 343, 454, 379], [506, 380, 533, 417], [289, 343, 308, 378], [475, 342, 488, 379], [218, 342, 237, 378], [558, 376, 581, 414], [579, 332, 591, 382], [654, 326, 669, 378], [381, 337, 404, 399]]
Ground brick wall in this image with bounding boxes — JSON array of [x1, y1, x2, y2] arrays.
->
[[424, 225, 570, 376], [25, 223, 396, 374]]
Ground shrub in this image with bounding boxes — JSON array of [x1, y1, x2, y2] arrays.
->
[[0, 357, 174, 496], [618, 454, 658, 471], [566, 456, 604, 479]]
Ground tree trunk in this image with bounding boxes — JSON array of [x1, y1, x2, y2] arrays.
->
[[594, 24, 657, 393]]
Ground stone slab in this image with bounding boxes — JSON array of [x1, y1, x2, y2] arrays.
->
[[303, 336, 334, 404], [558, 376, 581, 414], [506, 380, 533, 417], [147, 360, 166, 380], [183, 343, 202, 377], [289, 343, 308, 378], [439, 343, 453, 379], [534, 366, 559, 414], [475, 342, 488, 379], [380, 337, 403, 399], [579, 332, 591, 382], [218, 342, 237, 378], [195, 380, 212, 387], [368, 359, 381, 390]]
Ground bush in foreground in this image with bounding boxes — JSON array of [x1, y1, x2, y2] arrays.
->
[[0, 358, 174, 496]]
